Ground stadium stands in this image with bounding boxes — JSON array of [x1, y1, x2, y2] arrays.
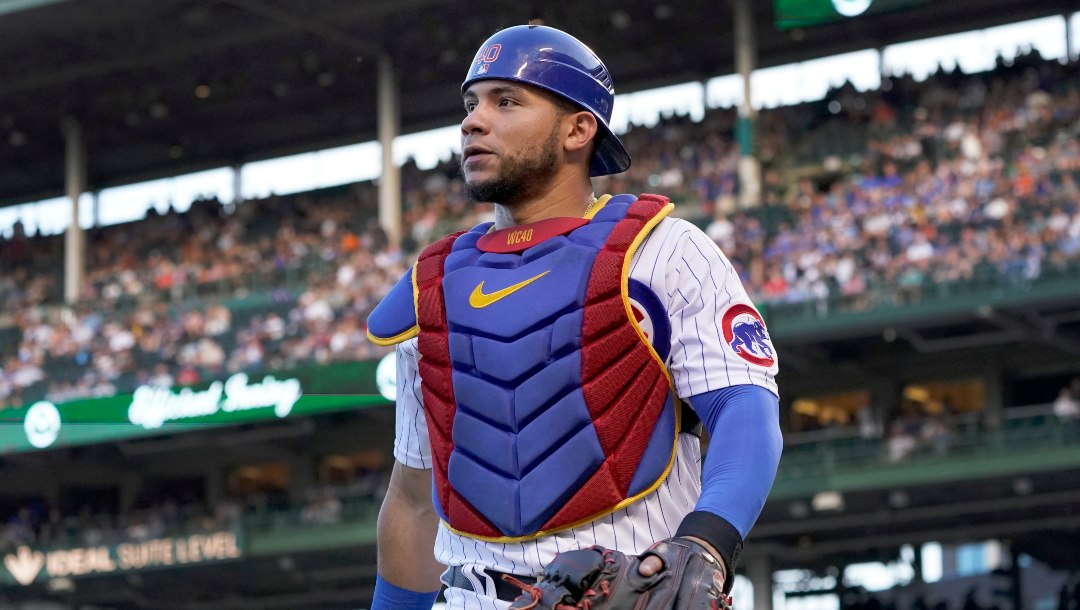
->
[[4, 50, 1080, 416]]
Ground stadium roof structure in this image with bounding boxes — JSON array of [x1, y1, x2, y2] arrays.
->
[[1, 0, 1077, 207]]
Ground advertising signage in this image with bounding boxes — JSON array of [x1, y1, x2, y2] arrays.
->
[[1, 529, 243, 587], [2, 358, 397, 454]]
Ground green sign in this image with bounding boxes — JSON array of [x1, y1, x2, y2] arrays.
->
[[1, 359, 395, 454], [774, 0, 928, 30], [1, 529, 243, 587]]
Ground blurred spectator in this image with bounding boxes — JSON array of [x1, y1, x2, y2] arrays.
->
[[886, 420, 918, 463], [300, 488, 343, 525], [857, 404, 881, 440], [920, 413, 954, 456], [1054, 385, 1080, 421], [1053, 380, 1080, 440]]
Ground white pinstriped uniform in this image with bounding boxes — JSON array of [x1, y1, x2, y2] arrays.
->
[[393, 216, 779, 609]]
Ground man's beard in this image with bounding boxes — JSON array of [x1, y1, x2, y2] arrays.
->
[[462, 130, 560, 206]]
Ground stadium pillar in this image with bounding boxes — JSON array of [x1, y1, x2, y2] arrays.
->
[[872, 379, 901, 437], [734, 0, 761, 209], [206, 462, 225, 508], [1067, 13, 1077, 63], [745, 550, 774, 610], [982, 369, 1007, 429], [288, 452, 315, 505], [991, 542, 1023, 610], [90, 190, 100, 228], [119, 472, 141, 514], [377, 54, 402, 248], [912, 543, 924, 584], [232, 163, 244, 205], [62, 117, 86, 304]]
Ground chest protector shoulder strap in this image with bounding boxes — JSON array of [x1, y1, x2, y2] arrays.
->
[[414, 194, 678, 541]]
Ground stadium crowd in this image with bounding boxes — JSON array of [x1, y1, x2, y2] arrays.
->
[[2, 50, 1080, 414]]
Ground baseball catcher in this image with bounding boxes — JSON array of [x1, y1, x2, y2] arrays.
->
[[367, 24, 781, 610]]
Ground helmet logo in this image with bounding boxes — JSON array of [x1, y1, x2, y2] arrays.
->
[[475, 43, 502, 66]]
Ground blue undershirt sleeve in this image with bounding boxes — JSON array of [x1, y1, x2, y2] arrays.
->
[[683, 384, 782, 537], [370, 574, 440, 610]]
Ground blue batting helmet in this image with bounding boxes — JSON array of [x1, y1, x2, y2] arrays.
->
[[461, 25, 631, 177]]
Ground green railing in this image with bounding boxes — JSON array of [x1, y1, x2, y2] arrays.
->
[[771, 405, 1080, 499]]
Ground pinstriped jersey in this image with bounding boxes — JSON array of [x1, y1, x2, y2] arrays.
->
[[392, 214, 779, 594]]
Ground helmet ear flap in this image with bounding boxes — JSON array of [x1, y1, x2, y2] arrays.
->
[[461, 25, 631, 177]]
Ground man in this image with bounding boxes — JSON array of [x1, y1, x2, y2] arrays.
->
[[366, 24, 782, 610]]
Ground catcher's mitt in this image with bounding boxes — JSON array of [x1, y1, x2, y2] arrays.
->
[[504, 537, 731, 610]]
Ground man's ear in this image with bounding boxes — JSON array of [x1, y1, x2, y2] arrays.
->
[[564, 111, 599, 155]]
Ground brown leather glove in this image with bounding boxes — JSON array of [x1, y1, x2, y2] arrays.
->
[[505, 537, 731, 610]]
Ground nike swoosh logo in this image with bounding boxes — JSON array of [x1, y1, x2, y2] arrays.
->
[[469, 270, 551, 308]]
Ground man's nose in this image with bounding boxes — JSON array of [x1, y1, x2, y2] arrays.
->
[[461, 104, 490, 135]]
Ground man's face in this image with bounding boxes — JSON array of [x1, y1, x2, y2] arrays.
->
[[460, 80, 564, 206]]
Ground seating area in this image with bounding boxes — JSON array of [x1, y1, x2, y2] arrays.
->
[[3, 50, 1080, 417]]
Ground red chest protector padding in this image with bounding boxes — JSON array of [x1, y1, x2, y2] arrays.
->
[[414, 195, 675, 540]]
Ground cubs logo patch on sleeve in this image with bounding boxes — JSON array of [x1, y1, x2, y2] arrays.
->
[[721, 304, 776, 368]]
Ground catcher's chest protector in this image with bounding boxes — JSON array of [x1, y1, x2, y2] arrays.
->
[[414, 194, 679, 540]]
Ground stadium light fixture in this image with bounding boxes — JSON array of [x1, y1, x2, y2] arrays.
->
[[833, 0, 873, 17]]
